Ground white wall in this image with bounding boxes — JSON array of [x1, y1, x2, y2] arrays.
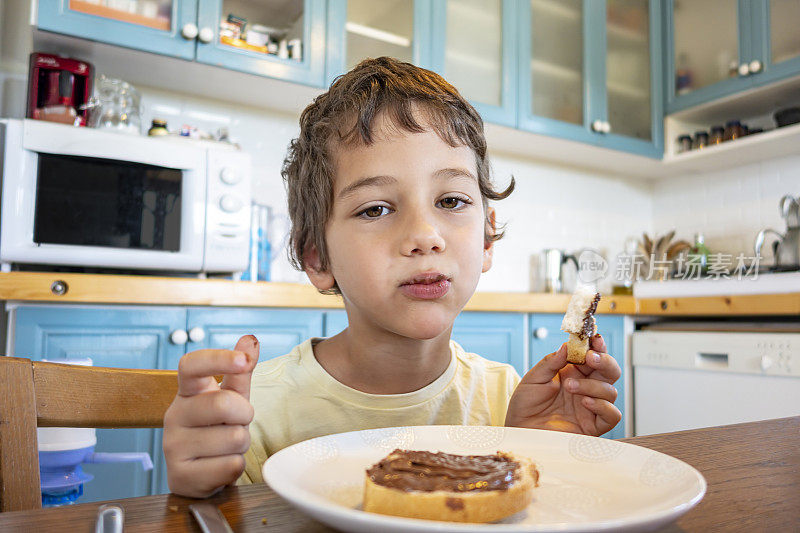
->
[[2, 1, 797, 291], [652, 154, 800, 266], [136, 87, 655, 291]]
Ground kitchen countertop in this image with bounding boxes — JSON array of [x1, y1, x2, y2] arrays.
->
[[1, 272, 799, 315], [0, 416, 796, 531], [0, 272, 634, 314]]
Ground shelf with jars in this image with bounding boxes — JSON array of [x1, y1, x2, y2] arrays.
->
[[663, 75, 800, 173]]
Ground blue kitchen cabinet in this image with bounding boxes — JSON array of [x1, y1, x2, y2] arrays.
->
[[529, 313, 626, 440], [12, 304, 186, 504], [665, 0, 800, 114], [323, 309, 348, 337], [518, 0, 663, 158], [324, 0, 434, 87], [157, 307, 324, 495], [452, 312, 526, 376], [11, 304, 324, 503], [183, 307, 324, 361], [38, 0, 329, 87], [429, 0, 517, 127], [38, 0, 199, 60], [322, 309, 527, 375]]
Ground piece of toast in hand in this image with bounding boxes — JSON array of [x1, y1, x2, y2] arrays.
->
[[561, 285, 601, 364]]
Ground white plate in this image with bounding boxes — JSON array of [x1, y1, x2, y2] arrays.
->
[[263, 425, 706, 533]]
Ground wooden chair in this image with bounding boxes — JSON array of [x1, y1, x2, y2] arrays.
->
[[0, 357, 179, 512]]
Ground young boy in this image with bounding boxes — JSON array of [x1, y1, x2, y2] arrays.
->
[[163, 57, 621, 498]]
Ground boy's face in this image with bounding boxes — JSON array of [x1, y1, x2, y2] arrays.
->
[[305, 112, 493, 341]]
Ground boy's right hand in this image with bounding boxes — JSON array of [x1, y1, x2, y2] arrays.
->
[[163, 334, 259, 498]]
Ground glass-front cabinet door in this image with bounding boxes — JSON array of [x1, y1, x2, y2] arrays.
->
[[518, 0, 593, 142], [769, 0, 800, 65], [430, 0, 516, 126], [596, 0, 661, 156], [37, 0, 199, 59], [325, 0, 432, 86], [519, 0, 661, 156], [196, 0, 327, 86], [665, 0, 759, 113], [758, 0, 800, 83]]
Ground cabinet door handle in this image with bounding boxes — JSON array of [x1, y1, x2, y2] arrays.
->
[[738, 63, 750, 76], [602, 121, 611, 134], [188, 326, 206, 343], [591, 119, 604, 132], [198, 27, 214, 44], [181, 23, 198, 40], [748, 59, 762, 73], [170, 329, 188, 345], [533, 327, 549, 339]]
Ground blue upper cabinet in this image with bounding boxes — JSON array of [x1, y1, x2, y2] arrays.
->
[[452, 312, 526, 376], [195, 0, 328, 86], [665, 0, 800, 114], [429, 0, 517, 127], [325, 0, 433, 87], [747, 0, 800, 87], [593, 0, 663, 158], [38, 0, 200, 60], [38, 0, 329, 87], [518, 0, 662, 158]]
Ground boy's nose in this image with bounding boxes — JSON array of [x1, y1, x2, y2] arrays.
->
[[400, 216, 446, 256]]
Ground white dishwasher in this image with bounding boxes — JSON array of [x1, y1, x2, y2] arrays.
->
[[631, 324, 800, 436]]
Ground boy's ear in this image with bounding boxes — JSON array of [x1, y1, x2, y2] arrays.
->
[[302, 244, 336, 291], [482, 207, 496, 273]]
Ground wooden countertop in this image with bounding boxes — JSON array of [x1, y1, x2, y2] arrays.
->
[[0, 272, 634, 314], [0, 417, 797, 531], [0, 272, 799, 315]]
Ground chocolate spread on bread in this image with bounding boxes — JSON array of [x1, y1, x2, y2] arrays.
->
[[579, 293, 601, 339], [366, 450, 519, 492]]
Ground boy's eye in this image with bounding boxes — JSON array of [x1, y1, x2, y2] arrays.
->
[[438, 196, 469, 209], [358, 205, 390, 218]]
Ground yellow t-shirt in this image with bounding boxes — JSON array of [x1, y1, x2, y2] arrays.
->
[[240, 338, 521, 484]]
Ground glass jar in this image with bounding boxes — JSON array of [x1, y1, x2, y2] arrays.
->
[[723, 120, 744, 141], [677, 134, 693, 153], [692, 131, 708, 150], [709, 125, 724, 145], [148, 118, 169, 136]]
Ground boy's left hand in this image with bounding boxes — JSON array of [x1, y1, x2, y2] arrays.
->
[[505, 335, 621, 436]]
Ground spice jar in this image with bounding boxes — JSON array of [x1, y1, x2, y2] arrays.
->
[[677, 134, 693, 153], [709, 125, 724, 145], [723, 120, 744, 141], [148, 118, 169, 136], [692, 131, 708, 150]]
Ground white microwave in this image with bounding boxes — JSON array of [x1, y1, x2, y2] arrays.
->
[[0, 119, 251, 273]]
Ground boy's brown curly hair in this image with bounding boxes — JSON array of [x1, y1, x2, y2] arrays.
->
[[282, 56, 514, 295]]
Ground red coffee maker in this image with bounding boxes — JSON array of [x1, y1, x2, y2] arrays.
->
[[26, 53, 93, 126]]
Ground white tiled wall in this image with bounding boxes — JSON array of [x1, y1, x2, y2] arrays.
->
[[138, 87, 656, 291], [480, 155, 653, 292], [652, 154, 800, 266]]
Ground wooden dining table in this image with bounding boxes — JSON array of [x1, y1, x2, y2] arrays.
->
[[1, 416, 797, 532]]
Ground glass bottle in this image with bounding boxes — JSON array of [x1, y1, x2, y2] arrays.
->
[[148, 118, 169, 136], [687, 233, 711, 276]]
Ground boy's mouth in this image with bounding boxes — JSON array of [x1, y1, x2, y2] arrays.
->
[[399, 272, 451, 300]]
